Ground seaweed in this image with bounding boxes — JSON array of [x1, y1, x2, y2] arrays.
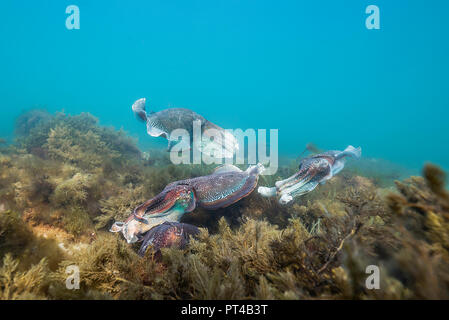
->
[[95, 184, 147, 229], [15, 110, 141, 168], [0, 254, 49, 300], [0, 210, 63, 271], [2, 109, 449, 300], [50, 233, 163, 299], [387, 164, 449, 254]]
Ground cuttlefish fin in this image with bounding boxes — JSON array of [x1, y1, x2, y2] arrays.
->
[[212, 164, 243, 174], [246, 163, 265, 175], [336, 145, 361, 160], [330, 160, 345, 176], [132, 98, 148, 122]]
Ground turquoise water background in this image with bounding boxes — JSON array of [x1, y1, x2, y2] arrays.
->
[[0, 1, 448, 173]]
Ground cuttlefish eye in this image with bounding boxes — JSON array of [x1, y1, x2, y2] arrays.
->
[[110, 221, 125, 232], [175, 187, 196, 211]]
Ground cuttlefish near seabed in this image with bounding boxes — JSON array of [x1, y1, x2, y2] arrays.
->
[[137, 221, 200, 257], [110, 163, 265, 244], [258, 145, 361, 204], [132, 98, 239, 158]]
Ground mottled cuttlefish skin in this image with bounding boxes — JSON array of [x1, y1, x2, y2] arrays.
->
[[166, 163, 263, 210], [258, 146, 361, 204], [132, 98, 238, 158], [110, 163, 265, 244], [137, 222, 200, 256]]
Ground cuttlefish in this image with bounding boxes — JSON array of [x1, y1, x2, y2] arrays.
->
[[137, 221, 200, 256], [258, 145, 361, 204], [132, 98, 239, 158], [110, 163, 265, 244]]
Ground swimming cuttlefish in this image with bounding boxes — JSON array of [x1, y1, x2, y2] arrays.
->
[[258, 145, 361, 204], [132, 98, 239, 158], [110, 163, 265, 248]]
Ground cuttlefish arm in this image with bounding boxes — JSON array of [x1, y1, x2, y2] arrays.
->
[[273, 158, 331, 204], [258, 146, 361, 204], [110, 184, 197, 243], [258, 162, 313, 199]]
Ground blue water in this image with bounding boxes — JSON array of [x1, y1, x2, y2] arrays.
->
[[1, 1, 448, 173]]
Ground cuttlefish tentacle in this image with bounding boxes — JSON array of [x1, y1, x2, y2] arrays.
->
[[111, 163, 265, 244], [258, 162, 314, 198], [258, 145, 361, 205], [110, 184, 197, 243]]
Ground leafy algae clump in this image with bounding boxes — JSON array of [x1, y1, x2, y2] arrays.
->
[[0, 254, 49, 300], [51, 173, 93, 207], [46, 125, 118, 169], [15, 110, 140, 168]]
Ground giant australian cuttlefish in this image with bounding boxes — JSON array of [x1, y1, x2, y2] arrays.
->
[[258, 145, 361, 204], [132, 98, 239, 158], [110, 163, 264, 254]]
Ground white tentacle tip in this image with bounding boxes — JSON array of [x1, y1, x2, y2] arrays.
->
[[258, 186, 276, 197], [279, 194, 293, 205]]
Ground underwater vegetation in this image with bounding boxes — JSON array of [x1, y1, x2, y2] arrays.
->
[[1, 109, 449, 300]]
